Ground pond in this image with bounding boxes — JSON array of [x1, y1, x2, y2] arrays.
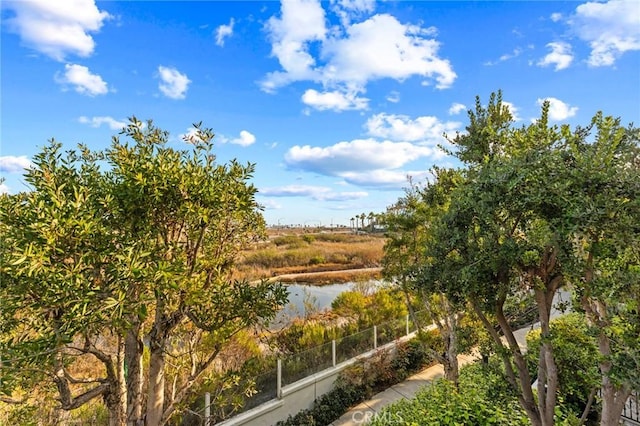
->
[[270, 280, 382, 328]]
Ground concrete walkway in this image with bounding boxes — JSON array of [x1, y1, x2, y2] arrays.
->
[[330, 353, 479, 426], [330, 294, 569, 426]]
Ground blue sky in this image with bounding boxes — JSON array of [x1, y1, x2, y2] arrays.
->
[[1, 0, 639, 226]]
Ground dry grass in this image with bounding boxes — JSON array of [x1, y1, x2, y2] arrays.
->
[[233, 230, 385, 282]]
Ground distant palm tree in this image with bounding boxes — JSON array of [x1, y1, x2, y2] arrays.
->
[[367, 212, 375, 231], [359, 213, 366, 230], [350, 217, 355, 230]]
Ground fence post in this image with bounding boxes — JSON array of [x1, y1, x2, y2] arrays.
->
[[406, 314, 410, 336], [277, 359, 282, 399], [332, 339, 336, 367], [204, 392, 211, 426], [373, 325, 377, 349]]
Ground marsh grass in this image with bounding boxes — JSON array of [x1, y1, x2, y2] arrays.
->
[[234, 231, 385, 282]]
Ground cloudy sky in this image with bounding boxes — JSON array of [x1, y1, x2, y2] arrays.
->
[[1, 0, 639, 226]]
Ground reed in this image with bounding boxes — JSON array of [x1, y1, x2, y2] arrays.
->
[[234, 231, 385, 282]]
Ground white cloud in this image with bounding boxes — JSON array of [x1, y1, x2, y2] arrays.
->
[[537, 97, 578, 121], [321, 14, 455, 90], [218, 130, 256, 147], [448, 102, 466, 115], [55, 64, 108, 96], [260, 184, 368, 201], [550, 12, 563, 22], [78, 115, 126, 130], [502, 102, 522, 122], [0, 155, 32, 173], [0, 182, 9, 194], [386, 91, 400, 103], [231, 130, 256, 146], [330, 0, 376, 26], [261, 1, 456, 107], [3, 0, 111, 61], [484, 47, 523, 66], [570, 0, 640, 67], [262, 0, 327, 92], [339, 169, 430, 188], [157, 66, 191, 100], [365, 113, 460, 144], [537, 42, 574, 70], [215, 18, 234, 46], [180, 127, 200, 143], [285, 139, 435, 175], [302, 89, 369, 111], [258, 198, 282, 210], [319, 191, 369, 201]]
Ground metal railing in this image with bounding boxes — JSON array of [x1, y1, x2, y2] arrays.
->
[[622, 391, 639, 425], [200, 311, 425, 424]]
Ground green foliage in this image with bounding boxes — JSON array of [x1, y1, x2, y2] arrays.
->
[[273, 235, 305, 247], [370, 361, 530, 426], [0, 118, 288, 423], [274, 286, 406, 357], [276, 339, 434, 426], [526, 313, 600, 417]]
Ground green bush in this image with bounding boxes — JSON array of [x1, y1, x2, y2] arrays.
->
[[370, 360, 530, 426], [276, 338, 433, 426], [526, 313, 600, 419], [302, 234, 316, 244], [273, 235, 304, 247]]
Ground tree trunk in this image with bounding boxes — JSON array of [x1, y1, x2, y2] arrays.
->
[[581, 257, 632, 426], [600, 384, 631, 426], [443, 338, 459, 388], [106, 337, 127, 426], [443, 305, 459, 388], [598, 332, 632, 426], [494, 298, 543, 426], [146, 335, 166, 426], [146, 304, 184, 426], [146, 322, 166, 426], [534, 284, 559, 426], [126, 322, 144, 425]]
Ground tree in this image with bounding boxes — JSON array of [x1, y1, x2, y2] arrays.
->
[[382, 169, 467, 386], [0, 118, 288, 425], [432, 92, 639, 426], [367, 212, 375, 231], [431, 93, 571, 426], [560, 114, 640, 424]]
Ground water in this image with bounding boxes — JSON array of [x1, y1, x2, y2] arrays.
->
[[285, 282, 354, 314], [270, 280, 382, 328]]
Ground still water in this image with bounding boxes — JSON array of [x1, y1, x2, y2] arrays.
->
[[271, 280, 382, 327]]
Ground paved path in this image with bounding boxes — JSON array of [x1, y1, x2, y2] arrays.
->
[[330, 290, 571, 426], [330, 353, 478, 426]]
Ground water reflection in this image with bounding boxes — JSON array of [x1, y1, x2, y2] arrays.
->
[[271, 280, 382, 328]]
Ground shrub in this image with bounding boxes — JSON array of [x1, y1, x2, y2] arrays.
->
[[273, 235, 304, 247], [276, 337, 434, 426], [369, 360, 530, 426], [302, 234, 316, 244], [526, 313, 600, 419]]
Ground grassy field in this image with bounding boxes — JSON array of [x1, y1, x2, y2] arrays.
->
[[233, 228, 385, 284]]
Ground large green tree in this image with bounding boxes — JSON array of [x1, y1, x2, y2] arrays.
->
[[414, 92, 639, 426], [0, 119, 288, 425], [382, 169, 467, 386], [561, 113, 640, 424], [426, 94, 566, 426]]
